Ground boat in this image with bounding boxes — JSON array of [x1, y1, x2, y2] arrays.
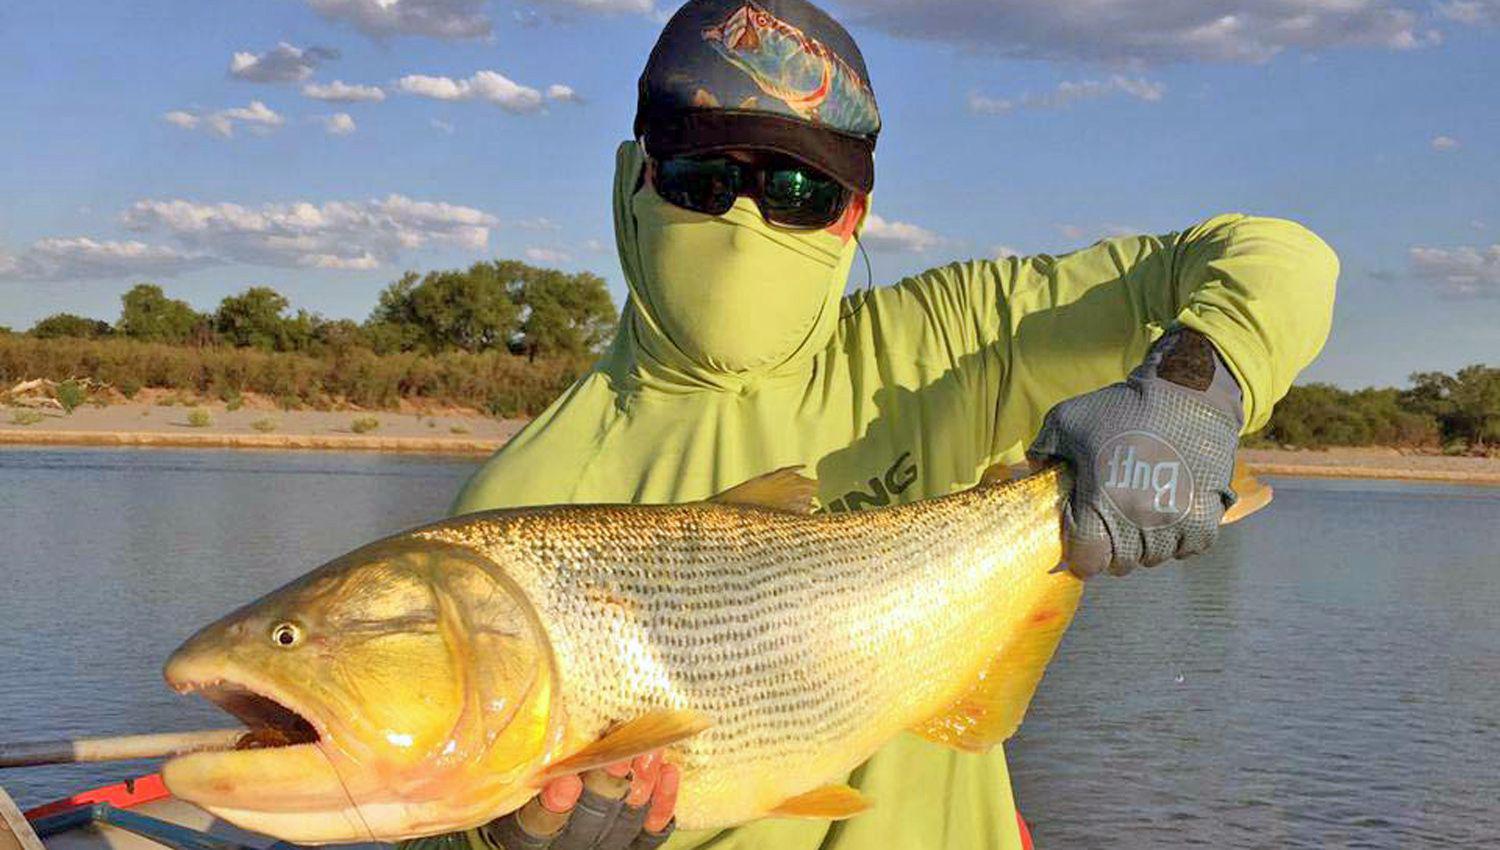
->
[[2, 774, 385, 850]]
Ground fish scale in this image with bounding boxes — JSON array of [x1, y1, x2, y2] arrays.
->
[[409, 467, 1071, 827]]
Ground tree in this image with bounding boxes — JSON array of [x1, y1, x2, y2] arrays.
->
[[118, 283, 204, 344], [29, 313, 112, 339], [511, 266, 616, 359], [213, 287, 311, 351], [367, 264, 520, 354], [1403, 366, 1500, 449]]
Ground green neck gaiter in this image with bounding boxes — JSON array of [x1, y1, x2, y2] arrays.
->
[[613, 142, 860, 384]]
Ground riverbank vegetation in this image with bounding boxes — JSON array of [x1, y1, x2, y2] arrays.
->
[[1250, 365, 1499, 454], [0, 260, 612, 417]]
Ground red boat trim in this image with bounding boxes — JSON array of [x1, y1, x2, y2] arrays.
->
[[23, 774, 170, 821]]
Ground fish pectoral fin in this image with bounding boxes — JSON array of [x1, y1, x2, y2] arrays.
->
[[710, 466, 818, 515], [1223, 460, 1273, 526], [910, 573, 1084, 753], [537, 710, 709, 783], [767, 784, 871, 820]]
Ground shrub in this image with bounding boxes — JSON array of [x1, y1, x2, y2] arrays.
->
[[251, 417, 278, 433], [55, 380, 87, 414], [10, 409, 45, 426], [187, 408, 212, 428], [450, 424, 470, 435], [351, 416, 380, 434]]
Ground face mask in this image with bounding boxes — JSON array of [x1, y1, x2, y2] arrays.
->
[[630, 185, 857, 374]]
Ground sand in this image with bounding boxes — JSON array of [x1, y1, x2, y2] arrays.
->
[[0, 400, 523, 455], [3, 401, 1497, 485]]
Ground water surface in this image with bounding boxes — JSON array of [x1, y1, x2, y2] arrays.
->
[[1, 450, 1496, 847]]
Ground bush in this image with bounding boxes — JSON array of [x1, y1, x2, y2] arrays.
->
[[10, 409, 45, 426], [251, 417, 278, 433], [187, 408, 212, 428], [450, 424, 470, 435], [351, 416, 380, 434], [55, 379, 87, 414], [0, 335, 584, 418]]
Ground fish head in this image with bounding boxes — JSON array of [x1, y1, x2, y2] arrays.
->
[[163, 537, 559, 844]]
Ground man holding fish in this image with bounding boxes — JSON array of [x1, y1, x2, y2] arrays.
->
[[431, 1, 1339, 847]]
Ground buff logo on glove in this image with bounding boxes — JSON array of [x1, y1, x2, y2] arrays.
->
[[1097, 431, 1194, 527]]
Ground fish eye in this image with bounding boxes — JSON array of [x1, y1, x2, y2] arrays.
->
[[271, 622, 302, 648]]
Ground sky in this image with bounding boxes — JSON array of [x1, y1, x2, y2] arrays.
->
[[1, 0, 1496, 388]]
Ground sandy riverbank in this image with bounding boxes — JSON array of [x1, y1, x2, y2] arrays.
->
[[0, 399, 525, 454], [3, 401, 1498, 485]]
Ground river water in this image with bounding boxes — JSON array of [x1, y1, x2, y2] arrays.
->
[[1, 449, 1496, 847]]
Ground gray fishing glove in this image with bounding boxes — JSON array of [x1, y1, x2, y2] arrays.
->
[[1027, 328, 1245, 578], [479, 768, 675, 850]]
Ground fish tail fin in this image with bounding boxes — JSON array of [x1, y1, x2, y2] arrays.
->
[[1224, 460, 1272, 525], [909, 570, 1083, 753]]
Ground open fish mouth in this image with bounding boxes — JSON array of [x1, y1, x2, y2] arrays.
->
[[175, 680, 322, 750]]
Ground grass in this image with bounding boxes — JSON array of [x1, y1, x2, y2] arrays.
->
[[350, 416, 380, 434], [9, 409, 45, 426], [250, 417, 278, 433], [0, 335, 585, 417], [186, 408, 212, 428]]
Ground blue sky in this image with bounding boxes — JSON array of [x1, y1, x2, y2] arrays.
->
[[1, 0, 1496, 387]]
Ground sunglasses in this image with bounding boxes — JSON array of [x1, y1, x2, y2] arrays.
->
[[650, 153, 853, 230]]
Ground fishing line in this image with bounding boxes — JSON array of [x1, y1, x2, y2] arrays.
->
[[314, 733, 383, 845], [839, 233, 875, 322]]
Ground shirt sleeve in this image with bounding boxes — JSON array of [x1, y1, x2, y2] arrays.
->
[[855, 213, 1338, 456]]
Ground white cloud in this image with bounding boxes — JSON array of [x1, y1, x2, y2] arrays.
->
[[837, 0, 1439, 64], [524, 247, 572, 264], [321, 113, 358, 135], [163, 111, 200, 130], [861, 214, 949, 253], [163, 101, 285, 138], [1409, 244, 1500, 298], [970, 75, 1165, 115], [1437, 0, 1500, 25], [396, 71, 547, 113], [120, 195, 497, 270], [547, 84, 584, 104], [515, 217, 562, 231], [430, 118, 456, 134], [302, 80, 386, 102], [993, 244, 1021, 259], [0, 237, 210, 281], [1431, 135, 1461, 151], [521, 0, 654, 15], [303, 0, 492, 40], [229, 42, 338, 83], [582, 238, 608, 252]]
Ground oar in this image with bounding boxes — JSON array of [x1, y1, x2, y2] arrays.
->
[[0, 729, 245, 768]]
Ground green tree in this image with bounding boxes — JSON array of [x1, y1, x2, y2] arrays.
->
[[29, 313, 113, 339], [511, 266, 616, 359], [214, 287, 312, 351], [118, 283, 204, 344], [1403, 366, 1500, 449], [367, 264, 520, 354]]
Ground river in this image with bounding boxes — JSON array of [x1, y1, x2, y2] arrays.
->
[[1, 449, 1496, 847]]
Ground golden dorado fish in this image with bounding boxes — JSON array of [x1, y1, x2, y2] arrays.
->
[[162, 464, 1269, 844]]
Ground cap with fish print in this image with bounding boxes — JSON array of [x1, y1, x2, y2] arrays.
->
[[634, 0, 881, 193]]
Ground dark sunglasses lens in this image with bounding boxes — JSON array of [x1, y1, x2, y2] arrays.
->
[[762, 166, 848, 229], [654, 158, 739, 216]]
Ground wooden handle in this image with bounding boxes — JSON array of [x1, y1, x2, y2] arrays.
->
[[0, 729, 244, 768]]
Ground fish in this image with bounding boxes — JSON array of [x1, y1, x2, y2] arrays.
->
[[161, 463, 1270, 844], [701, 2, 881, 135]]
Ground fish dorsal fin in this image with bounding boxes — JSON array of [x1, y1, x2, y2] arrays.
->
[[1223, 460, 1273, 526], [910, 571, 1084, 753], [538, 710, 709, 783], [711, 466, 818, 515], [767, 784, 871, 820]]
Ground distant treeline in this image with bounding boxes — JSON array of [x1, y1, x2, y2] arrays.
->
[[0, 260, 615, 416], [8, 259, 616, 360], [1253, 366, 1499, 452]]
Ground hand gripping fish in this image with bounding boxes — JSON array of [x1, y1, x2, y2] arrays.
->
[[161, 464, 1271, 843]]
